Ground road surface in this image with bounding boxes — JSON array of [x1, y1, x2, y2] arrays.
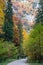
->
[[7, 58, 28, 65]]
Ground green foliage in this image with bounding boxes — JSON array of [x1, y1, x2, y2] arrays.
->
[[17, 20, 23, 58], [23, 23, 43, 62], [3, 0, 14, 41], [0, 59, 15, 65], [28, 63, 43, 65], [0, 41, 18, 62], [17, 20, 23, 45]]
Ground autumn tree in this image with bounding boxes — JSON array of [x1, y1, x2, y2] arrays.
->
[[13, 25, 20, 46], [23, 23, 43, 62], [0, 0, 5, 33], [3, 0, 14, 41], [0, 0, 6, 39]]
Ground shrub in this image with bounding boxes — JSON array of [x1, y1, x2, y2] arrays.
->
[[0, 41, 18, 62], [22, 24, 43, 63]]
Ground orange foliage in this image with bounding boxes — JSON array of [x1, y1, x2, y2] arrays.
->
[[13, 25, 20, 46]]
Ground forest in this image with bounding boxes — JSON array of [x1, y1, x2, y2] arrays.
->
[[0, 0, 43, 65]]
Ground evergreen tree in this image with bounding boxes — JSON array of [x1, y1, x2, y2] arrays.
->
[[17, 20, 23, 45], [3, 0, 14, 41], [17, 20, 23, 58], [36, 0, 43, 25]]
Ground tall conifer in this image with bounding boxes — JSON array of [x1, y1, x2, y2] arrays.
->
[[3, 0, 14, 41]]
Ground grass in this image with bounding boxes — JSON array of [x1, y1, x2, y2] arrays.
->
[[0, 58, 15, 65], [28, 63, 43, 65]]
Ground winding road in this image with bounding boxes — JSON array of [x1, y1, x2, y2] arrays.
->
[[7, 58, 28, 65]]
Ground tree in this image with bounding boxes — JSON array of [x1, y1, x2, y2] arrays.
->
[[13, 24, 20, 46], [23, 23, 43, 62], [17, 20, 23, 45], [3, 0, 14, 41], [36, 0, 43, 25], [0, 0, 5, 32], [0, 0, 5, 9], [17, 20, 23, 58]]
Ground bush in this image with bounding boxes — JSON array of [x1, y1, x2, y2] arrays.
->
[[22, 24, 43, 63], [0, 41, 18, 62]]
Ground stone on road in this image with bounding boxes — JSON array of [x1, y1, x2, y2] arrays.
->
[[7, 58, 28, 65]]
